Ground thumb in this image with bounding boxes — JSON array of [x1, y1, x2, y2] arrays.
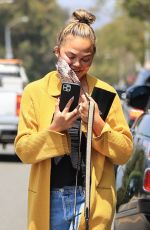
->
[[55, 98, 60, 112]]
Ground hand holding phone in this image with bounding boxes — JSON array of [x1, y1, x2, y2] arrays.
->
[[59, 83, 80, 112]]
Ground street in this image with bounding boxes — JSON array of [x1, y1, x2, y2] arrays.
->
[[0, 147, 30, 230]]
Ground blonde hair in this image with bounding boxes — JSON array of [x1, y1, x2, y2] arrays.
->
[[56, 9, 96, 52]]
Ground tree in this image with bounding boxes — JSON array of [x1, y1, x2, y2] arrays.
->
[[120, 0, 150, 68], [0, 0, 68, 81], [90, 15, 145, 85], [121, 0, 150, 21]]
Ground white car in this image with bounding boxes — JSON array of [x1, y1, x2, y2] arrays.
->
[[0, 59, 28, 145]]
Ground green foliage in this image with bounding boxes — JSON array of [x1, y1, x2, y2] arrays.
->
[[116, 149, 145, 209], [0, 0, 148, 85], [0, 0, 68, 81], [122, 0, 150, 21], [90, 15, 145, 84]]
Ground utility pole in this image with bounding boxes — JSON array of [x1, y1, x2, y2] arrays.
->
[[5, 25, 13, 58], [144, 21, 150, 69], [4, 16, 29, 59]]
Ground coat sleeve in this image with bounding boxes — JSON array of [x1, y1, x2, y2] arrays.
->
[[14, 85, 71, 164], [92, 94, 133, 165]]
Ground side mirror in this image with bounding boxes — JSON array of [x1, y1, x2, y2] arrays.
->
[[126, 85, 150, 110]]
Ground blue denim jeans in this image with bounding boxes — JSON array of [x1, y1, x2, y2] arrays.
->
[[50, 186, 85, 230]]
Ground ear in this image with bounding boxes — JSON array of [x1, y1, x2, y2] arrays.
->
[[53, 46, 60, 58]]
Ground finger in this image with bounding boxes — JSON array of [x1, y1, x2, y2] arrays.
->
[[76, 104, 80, 111], [80, 93, 86, 102], [81, 94, 90, 105], [57, 97, 60, 104], [68, 107, 78, 118], [55, 98, 60, 112], [69, 113, 80, 125], [63, 97, 74, 112], [78, 105, 82, 114]]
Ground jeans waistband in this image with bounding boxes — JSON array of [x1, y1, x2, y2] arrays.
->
[[51, 186, 85, 193]]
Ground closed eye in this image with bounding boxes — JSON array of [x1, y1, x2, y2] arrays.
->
[[81, 56, 92, 62]]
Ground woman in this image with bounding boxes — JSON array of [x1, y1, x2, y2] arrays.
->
[[14, 9, 133, 230]]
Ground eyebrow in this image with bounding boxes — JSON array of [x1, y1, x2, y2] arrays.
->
[[66, 51, 93, 57]]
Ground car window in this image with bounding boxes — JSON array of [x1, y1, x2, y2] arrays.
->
[[135, 69, 150, 85], [0, 63, 20, 77], [145, 76, 150, 86], [134, 114, 150, 137]]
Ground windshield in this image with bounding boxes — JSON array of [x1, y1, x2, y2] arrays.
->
[[0, 63, 20, 77], [134, 113, 150, 137], [135, 69, 150, 85]]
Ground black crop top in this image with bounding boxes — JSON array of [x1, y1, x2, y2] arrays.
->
[[51, 119, 86, 188]]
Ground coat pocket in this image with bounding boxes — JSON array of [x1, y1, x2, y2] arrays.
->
[[96, 186, 116, 221]]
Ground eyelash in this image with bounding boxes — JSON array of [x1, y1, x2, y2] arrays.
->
[[68, 56, 91, 63], [68, 56, 74, 60]]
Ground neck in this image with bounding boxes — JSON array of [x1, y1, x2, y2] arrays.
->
[[80, 75, 89, 94]]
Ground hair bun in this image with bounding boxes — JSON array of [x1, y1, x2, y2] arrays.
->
[[72, 9, 96, 25]]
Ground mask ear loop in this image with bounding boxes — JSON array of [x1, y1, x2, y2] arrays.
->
[[72, 91, 91, 230], [72, 98, 95, 230], [72, 118, 82, 230], [85, 99, 95, 230]]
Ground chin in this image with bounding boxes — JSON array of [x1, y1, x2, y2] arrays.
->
[[77, 73, 86, 80], [76, 75, 82, 81]]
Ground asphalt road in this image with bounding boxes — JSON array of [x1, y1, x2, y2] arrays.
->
[[0, 150, 30, 230]]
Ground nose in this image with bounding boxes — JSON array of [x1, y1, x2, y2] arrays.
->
[[73, 58, 80, 67]]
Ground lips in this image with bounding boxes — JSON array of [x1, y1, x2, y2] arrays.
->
[[72, 69, 82, 74], [74, 70, 80, 74], [71, 68, 84, 78], [72, 68, 80, 72]]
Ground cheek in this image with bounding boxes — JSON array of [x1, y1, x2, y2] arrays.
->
[[82, 68, 88, 74], [82, 64, 91, 72], [59, 51, 71, 64], [82, 58, 93, 70], [78, 66, 90, 79]]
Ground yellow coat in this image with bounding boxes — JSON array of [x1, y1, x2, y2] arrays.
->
[[14, 71, 133, 230]]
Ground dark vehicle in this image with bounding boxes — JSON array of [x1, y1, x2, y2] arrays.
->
[[122, 68, 150, 127], [115, 85, 150, 230]]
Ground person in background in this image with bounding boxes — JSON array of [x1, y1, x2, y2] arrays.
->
[[125, 73, 136, 88], [14, 9, 133, 230]]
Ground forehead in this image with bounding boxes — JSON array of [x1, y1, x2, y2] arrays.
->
[[60, 35, 94, 54]]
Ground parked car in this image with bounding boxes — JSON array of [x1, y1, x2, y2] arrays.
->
[[122, 68, 150, 127], [134, 68, 150, 86], [0, 59, 28, 148], [114, 85, 150, 230]]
